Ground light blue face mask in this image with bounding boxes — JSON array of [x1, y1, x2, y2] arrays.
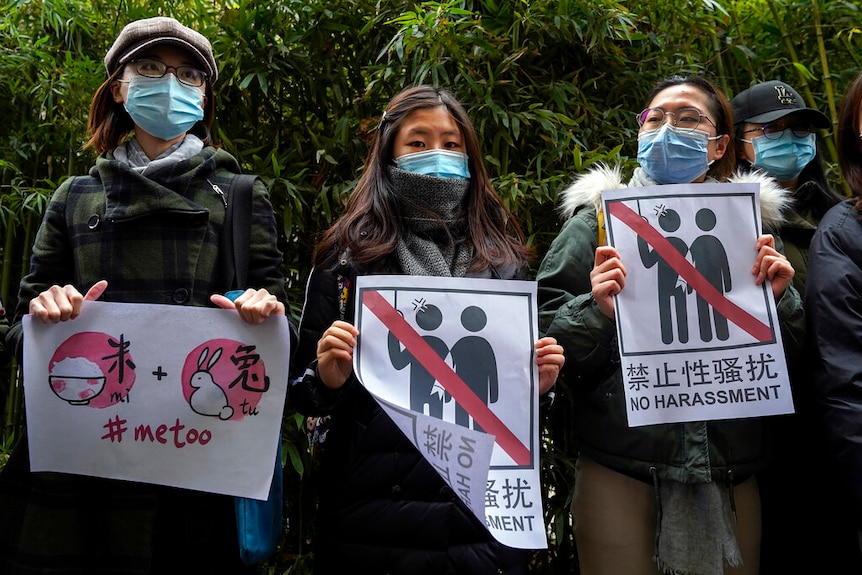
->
[[637, 123, 717, 184], [123, 74, 204, 141], [743, 131, 816, 181], [395, 149, 470, 180]]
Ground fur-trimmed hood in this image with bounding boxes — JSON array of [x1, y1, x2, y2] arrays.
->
[[557, 163, 791, 229]]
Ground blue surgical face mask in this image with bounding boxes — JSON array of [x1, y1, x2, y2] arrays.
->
[[395, 149, 470, 180], [123, 74, 204, 141], [742, 131, 816, 181], [637, 123, 717, 184]]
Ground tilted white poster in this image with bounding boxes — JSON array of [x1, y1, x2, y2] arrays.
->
[[353, 275, 546, 549]]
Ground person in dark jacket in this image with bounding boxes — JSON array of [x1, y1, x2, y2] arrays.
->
[[289, 85, 564, 574], [0, 16, 288, 574], [807, 69, 862, 570], [537, 76, 804, 575], [733, 80, 862, 574]]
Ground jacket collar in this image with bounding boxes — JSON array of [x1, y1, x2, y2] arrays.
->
[[93, 146, 239, 221], [557, 163, 790, 229]]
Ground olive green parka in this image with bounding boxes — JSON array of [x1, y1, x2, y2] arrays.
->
[[537, 164, 805, 485]]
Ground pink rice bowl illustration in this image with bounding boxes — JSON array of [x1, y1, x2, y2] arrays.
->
[[49, 356, 106, 405]]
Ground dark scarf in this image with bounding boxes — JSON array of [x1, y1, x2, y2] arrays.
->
[[389, 166, 473, 277]]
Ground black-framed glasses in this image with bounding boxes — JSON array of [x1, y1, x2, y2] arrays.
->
[[130, 58, 208, 87], [637, 107, 717, 133], [743, 123, 814, 140]]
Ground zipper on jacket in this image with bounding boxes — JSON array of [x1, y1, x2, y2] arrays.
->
[[726, 469, 738, 523], [206, 178, 228, 208], [650, 466, 661, 554]]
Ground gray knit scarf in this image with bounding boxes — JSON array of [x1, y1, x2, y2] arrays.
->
[[388, 166, 473, 277], [656, 479, 743, 575], [112, 134, 204, 176]]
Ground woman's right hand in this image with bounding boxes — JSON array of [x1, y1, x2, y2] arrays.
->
[[591, 246, 626, 321], [752, 234, 794, 300], [317, 320, 360, 390], [29, 280, 108, 323]]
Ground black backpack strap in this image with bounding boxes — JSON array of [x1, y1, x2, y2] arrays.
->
[[221, 174, 258, 291]]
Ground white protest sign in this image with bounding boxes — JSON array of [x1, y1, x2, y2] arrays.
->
[[353, 275, 547, 549], [602, 182, 795, 427], [23, 300, 291, 500]]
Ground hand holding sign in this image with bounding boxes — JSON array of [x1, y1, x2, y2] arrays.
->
[[316, 320, 360, 390], [28, 279, 108, 323], [752, 234, 794, 298], [591, 246, 626, 320]]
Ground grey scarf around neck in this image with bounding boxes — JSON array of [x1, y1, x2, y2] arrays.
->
[[388, 166, 473, 277], [113, 134, 204, 176], [628, 166, 660, 187]]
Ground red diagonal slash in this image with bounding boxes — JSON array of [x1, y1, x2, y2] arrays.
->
[[607, 201, 772, 342], [362, 289, 530, 465]]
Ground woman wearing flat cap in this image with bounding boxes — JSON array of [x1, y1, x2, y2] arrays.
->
[[732, 81, 862, 574], [0, 16, 289, 574]]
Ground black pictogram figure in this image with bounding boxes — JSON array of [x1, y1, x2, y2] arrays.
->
[[689, 208, 732, 342], [638, 208, 691, 344], [388, 303, 450, 418], [450, 306, 498, 432]]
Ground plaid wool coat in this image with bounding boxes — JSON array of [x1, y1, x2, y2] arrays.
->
[[1, 144, 286, 574], [6, 145, 286, 356]]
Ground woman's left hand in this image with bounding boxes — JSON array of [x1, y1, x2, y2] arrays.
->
[[751, 234, 795, 300], [29, 280, 108, 323], [535, 336, 565, 395], [210, 288, 285, 324]]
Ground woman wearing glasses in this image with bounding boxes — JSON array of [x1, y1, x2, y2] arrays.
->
[[537, 76, 804, 574], [732, 81, 860, 574], [732, 80, 844, 299], [0, 16, 287, 574]]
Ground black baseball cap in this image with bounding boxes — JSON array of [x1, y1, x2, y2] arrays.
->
[[731, 80, 829, 128]]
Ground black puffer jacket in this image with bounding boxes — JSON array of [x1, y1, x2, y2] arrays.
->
[[806, 198, 862, 527], [289, 253, 528, 575]]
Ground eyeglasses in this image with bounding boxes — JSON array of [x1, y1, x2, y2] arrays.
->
[[130, 58, 208, 87], [637, 107, 717, 132], [742, 123, 814, 140]]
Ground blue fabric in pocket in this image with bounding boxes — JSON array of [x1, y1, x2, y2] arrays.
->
[[235, 439, 283, 565]]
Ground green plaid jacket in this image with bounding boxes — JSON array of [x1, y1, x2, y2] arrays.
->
[[7, 145, 286, 358], [0, 146, 285, 573]]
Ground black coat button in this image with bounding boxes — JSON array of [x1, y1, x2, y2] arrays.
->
[[172, 288, 190, 303]]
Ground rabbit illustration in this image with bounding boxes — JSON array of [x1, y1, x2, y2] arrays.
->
[[188, 346, 234, 420]]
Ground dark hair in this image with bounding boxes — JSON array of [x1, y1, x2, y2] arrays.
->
[[312, 85, 533, 272], [837, 71, 862, 208], [84, 62, 215, 154], [645, 76, 736, 181]]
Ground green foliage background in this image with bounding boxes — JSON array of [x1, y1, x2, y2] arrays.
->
[[1, 0, 860, 572]]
